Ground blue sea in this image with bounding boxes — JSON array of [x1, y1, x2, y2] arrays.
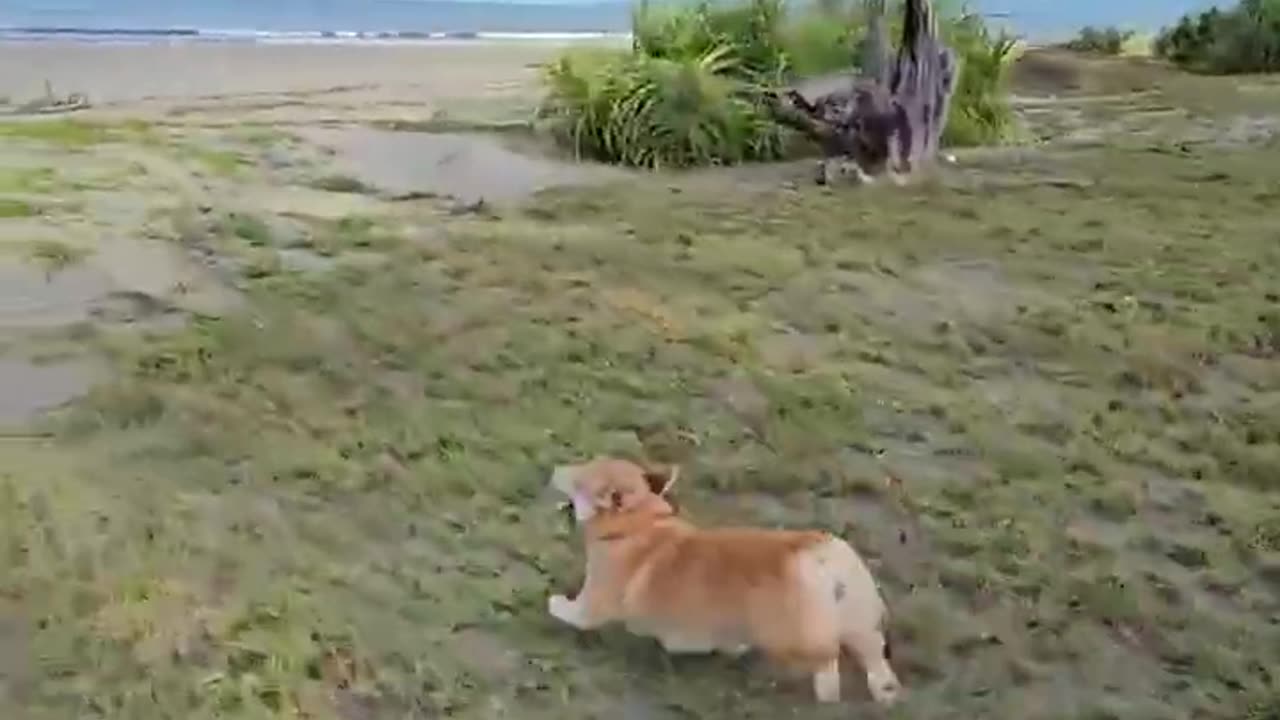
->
[[0, 0, 1221, 44]]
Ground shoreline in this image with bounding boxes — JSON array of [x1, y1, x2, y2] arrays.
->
[[0, 16, 1183, 49], [0, 10, 1187, 48], [0, 29, 634, 44]]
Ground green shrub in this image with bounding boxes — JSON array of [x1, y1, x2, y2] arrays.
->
[[1155, 0, 1280, 73], [540, 0, 797, 168], [943, 12, 1021, 147], [1065, 25, 1136, 55], [632, 0, 791, 78], [782, 3, 864, 76], [539, 44, 787, 168], [539, 0, 1018, 167]]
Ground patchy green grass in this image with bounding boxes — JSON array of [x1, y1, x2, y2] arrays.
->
[[218, 212, 274, 246], [190, 149, 252, 177], [0, 119, 116, 147], [2, 58, 1279, 720], [0, 119, 159, 149], [238, 126, 295, 148], [0, 167, 58, 194], [0, 164, 148, 196], [0, 197, 38, 218], [274, 214, 404, 258]]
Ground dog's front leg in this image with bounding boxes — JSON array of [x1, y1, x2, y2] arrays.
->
[[548, 592, 606, 630]]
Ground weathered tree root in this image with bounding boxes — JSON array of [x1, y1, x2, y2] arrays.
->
[[771, 0, 960, 186]]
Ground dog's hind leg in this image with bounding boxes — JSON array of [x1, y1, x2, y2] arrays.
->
[[812, 657, 842, 703], [812, 536, 901, 705], [843, 628, 900, 705]]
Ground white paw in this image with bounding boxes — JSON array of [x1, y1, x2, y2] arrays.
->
[[813, 663, 842, 703], [869, 674, 902, 705], [548, 594, 578, 625], [658, 635, 717, 654], [850, 166, 876, 186]]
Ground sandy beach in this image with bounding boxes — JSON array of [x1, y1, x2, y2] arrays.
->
[[0, 40, 614, 122]]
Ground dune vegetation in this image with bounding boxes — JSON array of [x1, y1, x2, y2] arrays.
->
[[537, 0, 1020, 168], [1156, 0, 1280, 74]]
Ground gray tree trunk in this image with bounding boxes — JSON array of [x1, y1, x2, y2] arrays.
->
[[772, 0, 960, 185]]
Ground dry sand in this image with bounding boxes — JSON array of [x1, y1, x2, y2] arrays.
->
[[0, 40, 618, 123]]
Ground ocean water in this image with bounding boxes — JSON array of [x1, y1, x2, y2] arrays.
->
[[0, 0, 1220, 42]]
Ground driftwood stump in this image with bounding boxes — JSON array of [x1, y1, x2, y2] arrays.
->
[[772, 0, 960, 185], [3, 80, 91, 116]]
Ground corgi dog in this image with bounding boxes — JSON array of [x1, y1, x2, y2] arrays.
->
[[547, 457, 901, 705]]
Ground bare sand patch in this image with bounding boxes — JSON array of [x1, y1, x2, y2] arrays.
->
[[0, 357, 101, 427], [301, 127, 627, 203], [0, 234, 237, 330], [0, 258, 110, 328]]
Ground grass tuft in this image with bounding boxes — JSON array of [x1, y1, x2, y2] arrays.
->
[[192, 149, 252, 177], [0, 119, 116, 147], [0, 197, 39, 218], [22, 239, 90, 273], [0, 167, 58, 194]]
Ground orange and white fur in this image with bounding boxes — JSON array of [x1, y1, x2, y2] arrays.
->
[[547, 457, 901, 705]]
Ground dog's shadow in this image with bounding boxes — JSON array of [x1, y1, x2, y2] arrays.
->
[[567, 628, 887, 716]]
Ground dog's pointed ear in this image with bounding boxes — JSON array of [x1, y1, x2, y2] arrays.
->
[[642, 464, 680, 497]]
